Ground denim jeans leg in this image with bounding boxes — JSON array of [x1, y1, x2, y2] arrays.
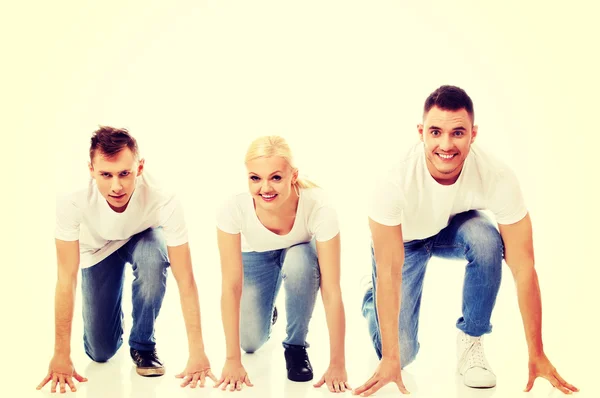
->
[[123, 228, 170, 351], [280, 240, 320, 349], [81, 251, 126, 362], [432, 210, 504, 337], [239, 250, 282, 353]]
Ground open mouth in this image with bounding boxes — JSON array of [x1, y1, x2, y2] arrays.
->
[[260, 193, 278, 202], [436, 153, 457, 161]]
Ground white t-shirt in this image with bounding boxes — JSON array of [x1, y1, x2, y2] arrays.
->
[[216, 187, 339, 252], [55, 172, 188, 268], [369, 142, 528, 241]]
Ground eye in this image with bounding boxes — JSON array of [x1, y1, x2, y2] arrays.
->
[[250, 176, 260, 182], [120, 171, 130, 177], [101, 173, 111, 178], [453, 131, 464, 137], [272, 175, 282, 181], [430, 130, 441, 136]]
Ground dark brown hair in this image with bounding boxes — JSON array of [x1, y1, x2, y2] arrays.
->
[[424, 85, 474, 123], [89, 126, 139, 162]]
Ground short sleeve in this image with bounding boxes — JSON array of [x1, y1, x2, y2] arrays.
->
[[367, 176, 404, 227], [216, 195, 243, 234], [308, 204, 340, 242], [487, 167, 528, 225], [159, 195, 189, 246], [55, 195, 81, 241]]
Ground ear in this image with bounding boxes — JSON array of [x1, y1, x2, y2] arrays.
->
[[471, 125, 478, 143], [292, 168, 299, 184], [137, 158, 145, 176], [417, 124, 424, 142], [88, 161, 94, 177]]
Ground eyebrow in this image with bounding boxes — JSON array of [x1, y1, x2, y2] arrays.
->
[[248, 170, 283, 177], [428, 125, 467, 131], [98, 169, 131, 174]]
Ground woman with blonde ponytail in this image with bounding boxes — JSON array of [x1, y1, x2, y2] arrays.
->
[[214, 136, 350, 393]]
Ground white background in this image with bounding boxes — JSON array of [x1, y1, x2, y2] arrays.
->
[[2, 1, 598, 397]]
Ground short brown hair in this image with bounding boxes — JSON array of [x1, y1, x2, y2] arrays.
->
[[89, 126, 139, 162], [424, 85, 474, 124]]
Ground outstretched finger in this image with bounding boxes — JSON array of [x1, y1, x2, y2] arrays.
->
[[554, 371, 579, 392], [395, 379, 410, 394], [50, 374, 58, 393], [180, 374, 192, 388], [353, 376, 376, 395], [36, 374, 52, 390], [313, 376, 326, 388], [59, 375, 67, 394], [73, 370, 88, 383], [360, 380, 385, 397], [548, 375, 573, 395], [244, 374, 254, 387], [65, 377, 77, 392], [524, 374, 536, 392], [206, 370, 218, 384], [199, 372, 206, 388]]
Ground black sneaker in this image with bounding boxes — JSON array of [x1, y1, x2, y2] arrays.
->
[[130, 348, 165, 377], [272, 306, 278, 326], [284, 345, 313, 382]]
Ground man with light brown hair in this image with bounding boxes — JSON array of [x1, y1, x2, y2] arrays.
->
[[37, 126, 217, 393]]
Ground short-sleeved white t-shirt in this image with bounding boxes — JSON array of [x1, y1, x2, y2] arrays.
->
[[216, 187, 339, 252], [55, 172, 188, 268], [369, 142, 528, 241]]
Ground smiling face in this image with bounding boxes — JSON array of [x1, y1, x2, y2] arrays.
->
[[418, 106, 477, 185], [246, 156, 298, 212], [88, 147, 144, 212]]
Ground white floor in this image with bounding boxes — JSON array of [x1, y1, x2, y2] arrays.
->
[[14, 249, 596, 398]]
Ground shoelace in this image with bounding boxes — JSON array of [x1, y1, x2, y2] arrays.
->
[[463, 337, 489, 369], [290, 349, 310, 367]]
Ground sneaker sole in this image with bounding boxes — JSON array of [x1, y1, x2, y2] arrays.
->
[[136, 367, 166, 377]]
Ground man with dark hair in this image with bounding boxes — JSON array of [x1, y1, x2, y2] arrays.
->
[[354, 86, 578, 395], [37, 126, 217, 393]]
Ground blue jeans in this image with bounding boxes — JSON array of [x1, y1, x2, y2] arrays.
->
[[362, 210, 504, 368], [240, 240, 321, 353], [81, 228, 169, 362]]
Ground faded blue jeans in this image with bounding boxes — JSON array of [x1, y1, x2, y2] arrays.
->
[[81, 228, 169, 362], [240, 240, 321, 352], [362, 210, 504, 368]]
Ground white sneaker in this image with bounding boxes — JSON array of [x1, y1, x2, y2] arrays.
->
[[456, 331, 496, 388]]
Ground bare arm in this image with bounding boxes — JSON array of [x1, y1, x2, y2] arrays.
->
[[354, 219, 409, 396], [499, 214, 542, 356], [53, 239, 80, 356], [167, 243, 206, 355], [37, 239, 87, 393], [215, 228, 253, 391], [216, 229, 244, 361], [369, 218, 405, 361], [499, 213, 578, 394], [316, 233, 346, 366]]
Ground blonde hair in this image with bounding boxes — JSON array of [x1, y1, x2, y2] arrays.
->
[[245, 135, 318, 190]]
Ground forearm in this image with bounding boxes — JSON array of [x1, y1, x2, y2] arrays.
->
[[376, 271, 401, 360], [322, 290, 346, 365], [221, 286, 242, 360], [176, 278, 206, 355], [54, 276, 77, 356], [513, 266, 544, 357]]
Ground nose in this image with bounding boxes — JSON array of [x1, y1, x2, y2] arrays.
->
[[111, 178, 123, 193], [439, 133, 453, 151], [261, 179, 272, 193]]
